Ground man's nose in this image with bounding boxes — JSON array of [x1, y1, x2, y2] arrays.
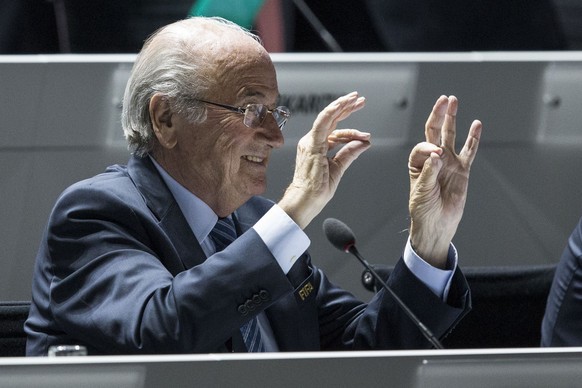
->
[[261, 116, 285, 148]]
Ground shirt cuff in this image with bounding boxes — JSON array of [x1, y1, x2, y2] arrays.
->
[[403, 237, 457, 300], [253, 204, 310, 274]]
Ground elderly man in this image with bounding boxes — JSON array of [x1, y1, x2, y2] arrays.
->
[[25, 17, 482, 355]]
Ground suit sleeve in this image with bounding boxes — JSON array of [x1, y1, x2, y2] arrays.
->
[[315, 257, 471, 350]]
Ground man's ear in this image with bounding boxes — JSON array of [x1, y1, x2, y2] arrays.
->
[[149, 93, 177, 149]]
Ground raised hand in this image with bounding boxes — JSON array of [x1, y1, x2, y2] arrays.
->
[[408, 95, 482, 268], [279, 92, 371, 229]]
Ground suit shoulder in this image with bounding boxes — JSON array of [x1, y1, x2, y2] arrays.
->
[[54, 164, 139, 211], [62, 164, 132, 195]]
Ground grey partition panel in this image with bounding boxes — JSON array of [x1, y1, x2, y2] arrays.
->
[[1, 349, 582, 387], [1, 53, 582, 301]]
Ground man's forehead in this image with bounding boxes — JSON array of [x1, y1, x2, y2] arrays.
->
[[235, 86, 280, 106], [240, 90, 280, 100]]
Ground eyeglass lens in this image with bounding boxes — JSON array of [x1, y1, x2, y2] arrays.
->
[[243, 104, 289, 129], [243, 105, 267, 128]]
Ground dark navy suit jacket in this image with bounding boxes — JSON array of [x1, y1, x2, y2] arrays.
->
[[542, 217, 582, 346], [25, 155, 470, 355]]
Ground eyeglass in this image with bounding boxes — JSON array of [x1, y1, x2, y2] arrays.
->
[[197, 99, 290, 130]]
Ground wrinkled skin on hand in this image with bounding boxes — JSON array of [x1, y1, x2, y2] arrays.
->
[[279, 92, 371, 229], [408, 95, 483, 269]]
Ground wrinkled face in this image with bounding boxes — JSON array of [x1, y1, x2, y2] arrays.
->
[[170, 37, 284, 212]]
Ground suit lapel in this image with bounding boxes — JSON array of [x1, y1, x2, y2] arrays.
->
[[127, 155, 247, 353], [126, 155, 207, 271]]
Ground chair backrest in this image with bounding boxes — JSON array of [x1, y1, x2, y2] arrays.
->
[[0, 301, 30, 357], [362, 264, 556, 348]]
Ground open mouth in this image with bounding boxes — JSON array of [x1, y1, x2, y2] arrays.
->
[[242, 155, 265, 164]]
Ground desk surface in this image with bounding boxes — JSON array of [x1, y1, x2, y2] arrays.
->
[[2, 348, 582, 388]]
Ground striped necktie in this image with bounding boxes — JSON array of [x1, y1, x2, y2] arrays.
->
[[210, 217, 265, 352]]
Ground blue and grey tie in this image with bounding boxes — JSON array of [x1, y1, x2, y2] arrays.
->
[[210, 217, 265, 352]]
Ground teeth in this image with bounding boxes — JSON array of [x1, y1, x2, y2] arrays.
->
[[244, 156, 263, 163]]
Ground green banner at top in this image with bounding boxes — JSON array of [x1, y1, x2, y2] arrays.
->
[[189, 0, 266, 29]]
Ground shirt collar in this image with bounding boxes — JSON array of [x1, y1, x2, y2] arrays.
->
[[149, 156, 217, 245]]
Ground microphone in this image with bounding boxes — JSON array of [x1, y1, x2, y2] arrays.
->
[[322, 217, 444, 349]]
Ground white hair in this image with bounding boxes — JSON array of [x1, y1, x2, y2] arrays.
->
[[121, 17, 262, 156]]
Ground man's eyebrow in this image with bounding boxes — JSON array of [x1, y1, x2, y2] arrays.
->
[[242, 91, 265, 99], [242, 91, 280, 107]]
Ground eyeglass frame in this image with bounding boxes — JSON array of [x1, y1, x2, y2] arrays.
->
[[196, 99, 290, 130]]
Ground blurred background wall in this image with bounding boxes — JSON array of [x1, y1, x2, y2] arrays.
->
[[1, 0, 582, 302]]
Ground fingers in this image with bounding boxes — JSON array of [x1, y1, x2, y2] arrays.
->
[[408, 142, 442, 172], [441, 96, 458, 150], [327, 129, 371, 149], [329, 139, 371, 181], [425, 95, 448, 145], [416, 152, 443, 189], [310, 92, 366, 145], [425, 95, 482, 159], [425, 95, 460, 149], [459, 119, 483, 166], [328, 129, 371, 179]]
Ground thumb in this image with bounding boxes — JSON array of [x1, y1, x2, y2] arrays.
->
[[329, 140, 371, 182], [415, 152, 443, 191]]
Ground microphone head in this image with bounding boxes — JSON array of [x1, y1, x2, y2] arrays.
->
[[322, 218, 356, 252]]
